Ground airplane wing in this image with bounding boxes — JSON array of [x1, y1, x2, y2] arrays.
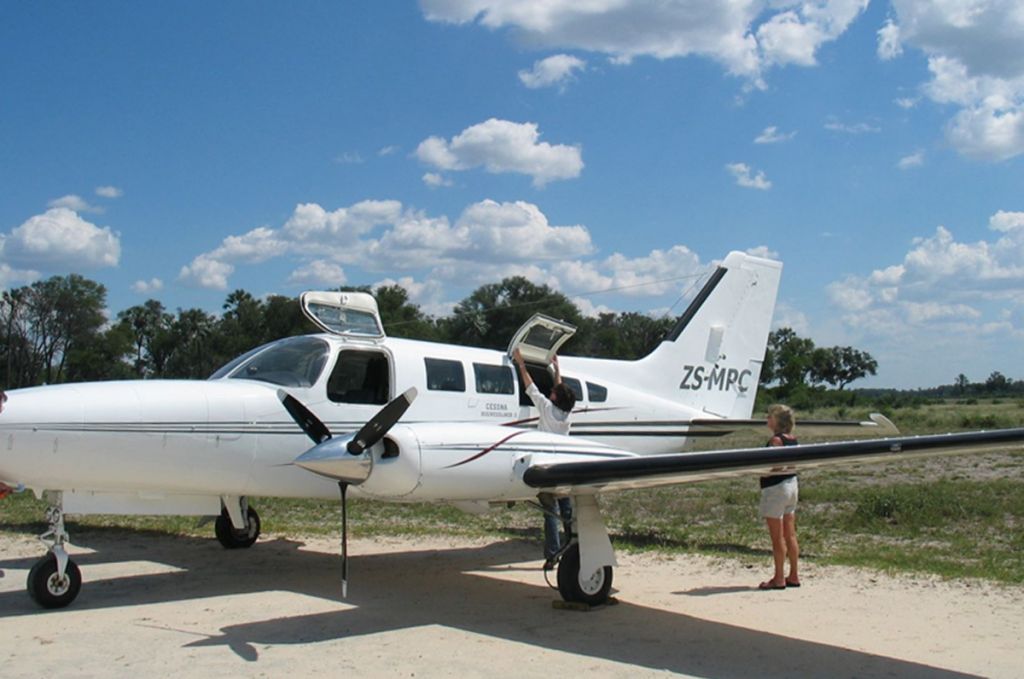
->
[[522, 427, 1024, 493]]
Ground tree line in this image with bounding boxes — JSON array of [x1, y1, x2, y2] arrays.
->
[[0, 271, 928, 396]]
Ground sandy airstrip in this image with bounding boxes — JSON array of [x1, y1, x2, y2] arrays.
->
[[1, 530, 1021, 678]]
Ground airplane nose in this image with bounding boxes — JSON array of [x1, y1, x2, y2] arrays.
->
[[293, 437, 373, 483]]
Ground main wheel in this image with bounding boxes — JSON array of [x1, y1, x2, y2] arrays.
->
[[27, 554, 82, 609], [215, 506, 261, 549], [556, 543, 613, 606]]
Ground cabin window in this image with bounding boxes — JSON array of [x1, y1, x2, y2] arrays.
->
[[327, 350, 390, 405], [425, 358, 465, 392], [563, 377, 583, 402], [473, 363, 514, 395], [217, 336, 329, 388], [586, 381, 607, 403]]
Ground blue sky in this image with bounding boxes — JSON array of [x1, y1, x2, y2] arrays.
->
[[2, 1, 1022, 389]]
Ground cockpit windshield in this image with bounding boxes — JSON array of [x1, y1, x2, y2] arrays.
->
[[210, 336, 330, 388]]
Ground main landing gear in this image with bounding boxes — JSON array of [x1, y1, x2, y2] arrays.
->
[[555, 543, 613, 606], [543, 495, 616, 607], [27, 501, 82, 609], [215, 497, 261, 549]]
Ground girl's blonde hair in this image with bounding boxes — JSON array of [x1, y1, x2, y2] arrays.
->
[[767, 404, 795, 434]]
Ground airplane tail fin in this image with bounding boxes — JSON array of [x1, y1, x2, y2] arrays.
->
[[636, 251, 782, 419]]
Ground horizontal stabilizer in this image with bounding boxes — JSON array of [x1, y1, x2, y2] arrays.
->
[[687, 413, 899, 438]]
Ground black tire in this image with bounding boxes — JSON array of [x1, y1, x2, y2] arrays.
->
[[27, 554, 82, 609], [215, 506, 261, 549], [555, 543, 613, 606]]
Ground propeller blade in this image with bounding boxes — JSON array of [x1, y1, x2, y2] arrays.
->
[[278, 389, 332, 444], [346, 387, 418, 455]]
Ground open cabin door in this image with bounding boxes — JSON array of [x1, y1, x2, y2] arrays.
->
[[300, 291, 385, 341], [507, 314, 576, 365]]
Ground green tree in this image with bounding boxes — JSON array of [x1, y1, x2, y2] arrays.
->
[[763, 327, 816, 392], [374, 284, 438, 341], [117, 299, 173, 377], [810, 346, 878, 390], [443, 276, 582, 350]]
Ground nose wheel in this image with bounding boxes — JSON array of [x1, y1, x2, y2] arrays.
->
[[214, 505, 261, 549], [27, 503, 82, 609]]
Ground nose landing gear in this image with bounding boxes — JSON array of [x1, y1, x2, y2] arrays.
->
[[27, 502, 82, 609]]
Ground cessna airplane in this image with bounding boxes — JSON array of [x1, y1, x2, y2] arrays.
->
[[2, 250, 1023, 609]]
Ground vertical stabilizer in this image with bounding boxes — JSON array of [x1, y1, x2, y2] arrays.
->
[[637, 251, 782, 419]]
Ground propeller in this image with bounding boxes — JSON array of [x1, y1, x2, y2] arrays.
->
[[346, 387, 418, 455], [278, 390, 332, 444], [278, 386, 418, 599]]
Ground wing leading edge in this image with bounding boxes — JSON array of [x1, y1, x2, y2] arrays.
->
[[522, 427, 1024, 493]]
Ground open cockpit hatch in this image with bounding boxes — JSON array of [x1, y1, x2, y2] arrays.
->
[[300, 291, 385, 341], [506, 313, 576, 366]]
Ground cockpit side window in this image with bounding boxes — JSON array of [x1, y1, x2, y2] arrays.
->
[[217, 336, 329, 388], [425, 358, 465, 392], [328, 350, 390, 405], [473, 363, 514, 395]]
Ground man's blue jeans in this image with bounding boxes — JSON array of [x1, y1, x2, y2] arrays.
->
[[540, 493, 573, 559]]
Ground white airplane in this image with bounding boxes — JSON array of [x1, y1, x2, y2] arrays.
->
[[2, 250, 1023, 610]]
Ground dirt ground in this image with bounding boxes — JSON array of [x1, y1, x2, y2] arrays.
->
[[1, 530, 1022, 678]]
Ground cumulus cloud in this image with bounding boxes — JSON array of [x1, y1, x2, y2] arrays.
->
[[885, 0, 1024, 161], [824, 118, 881, 134], [518, 54, 586, 89], [726, 162, 772, 190], [876, 19, 902, 60], [827, 212, 1024, 326], [95, 186, 123, 198], [177, 198, 593, 290], [287, 260, 347, 287], [754, 125, 796, 143], [47, 194, 101, 213], [178, 255, 234, 290], [421, 0, 869, 88], [423, 172, 454, 188], [1, 207, 120, 271], [416, 118, 583, 186], [897, 150, 925, 169], [131, 278, 163, 294], [556, 245, 704, 297]]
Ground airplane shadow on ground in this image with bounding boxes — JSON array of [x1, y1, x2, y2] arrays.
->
[[0, 529, 976, 679]]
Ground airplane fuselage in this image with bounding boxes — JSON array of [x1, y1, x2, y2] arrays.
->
[[0, 333, 691, 504]]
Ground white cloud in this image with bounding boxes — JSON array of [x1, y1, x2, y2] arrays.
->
[[518, 54, 586, 89], [726, 162, 772, 190], [824, 118, 881, 134], [177, 198, 593, 290], [287, 260, 347, 287], [897, 150, 925, 169], [990, 210, 1024, 232], [0, 262, 40, 290], [47, 194, 101, 213], [894, 96, 919, 109], [131, 278, 163, 294], [378, 145, 400, 156], [334, 151, 364, 164], [885, 0, 1024, 161], [178, 255, 234, 290], [827, 212, 1024, 323], [1, 207, 120, 271], [95, 186, 123, 198], [754, 125, 796, 144], [876, 19, 902, 60], [423, 172, 454, 188], [556, 245, 704, 298], [421, 0, 869, 88], [416, 118, 583, 186]]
